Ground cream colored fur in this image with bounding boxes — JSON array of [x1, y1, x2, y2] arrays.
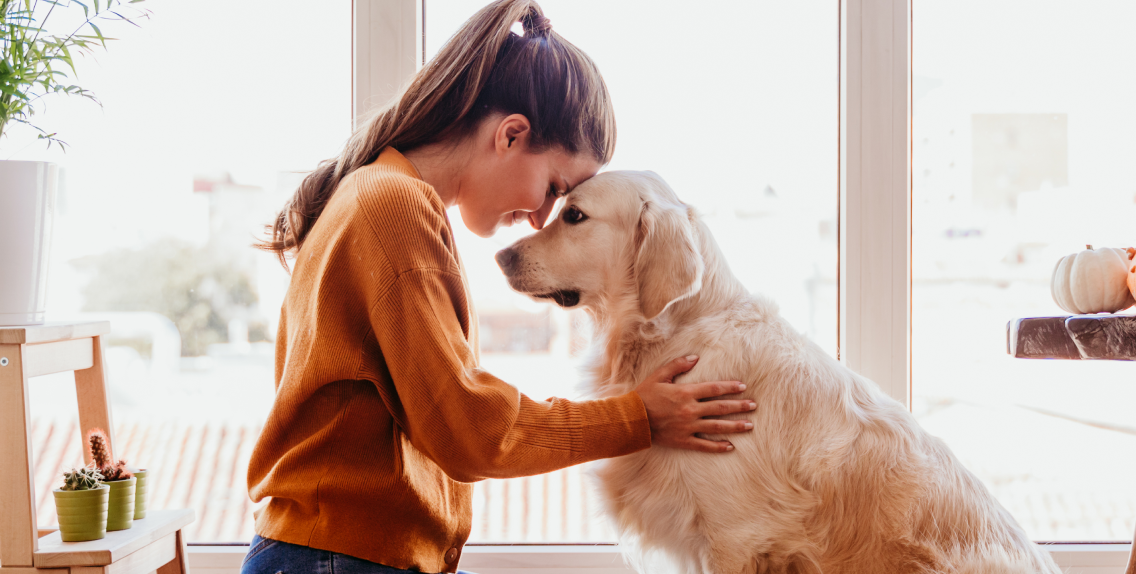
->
[[498, 171, 1061, 574]]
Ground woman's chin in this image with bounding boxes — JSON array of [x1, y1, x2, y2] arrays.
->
[[465, 213, 519, 238], [468, 220, 501, 238]]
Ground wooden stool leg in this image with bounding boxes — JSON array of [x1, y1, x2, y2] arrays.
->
[[1126, 520, 1136, 574], [0, 343, 38, 567], [74, 335, 116, 463], [156, 529, 190, 574]]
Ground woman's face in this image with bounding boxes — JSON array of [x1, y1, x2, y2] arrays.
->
[[458, 115, 603, 238]]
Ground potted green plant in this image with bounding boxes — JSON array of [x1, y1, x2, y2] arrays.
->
[[52, 465, 108, 542], [0, 0, 147, 326], [87, 428, 135, 531]]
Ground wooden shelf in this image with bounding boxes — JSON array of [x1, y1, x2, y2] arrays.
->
[[1007, 314, 1136, 360], [34, 509, 194, 567], [0, 321, 110, 344]]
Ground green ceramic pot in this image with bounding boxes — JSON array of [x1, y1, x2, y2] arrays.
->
[[105, 477, 136, 531], [132, 469, 148, 520], [53, 485, 109, 542]]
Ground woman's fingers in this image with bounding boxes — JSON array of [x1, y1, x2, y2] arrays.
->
[[687, 379, 746, 400], [634, 354, 755, 454], [685, 437, 735, 453], [694, 418, 753, 434], [643, 354, 700, 385], [694, 399, 757, 418]]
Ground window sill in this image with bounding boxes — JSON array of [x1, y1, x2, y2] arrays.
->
[[186, 543, 1132, 573]]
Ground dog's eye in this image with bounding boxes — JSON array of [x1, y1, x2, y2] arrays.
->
[[562, 205, 588, 224]]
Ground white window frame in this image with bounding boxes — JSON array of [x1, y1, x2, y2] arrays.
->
[[185, 0, 1133, 570]]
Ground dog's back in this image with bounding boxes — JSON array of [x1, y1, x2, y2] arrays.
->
[[593, 296, 1059, 573]]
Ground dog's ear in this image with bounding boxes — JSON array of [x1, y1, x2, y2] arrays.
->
[[635, 199, 704, 320]]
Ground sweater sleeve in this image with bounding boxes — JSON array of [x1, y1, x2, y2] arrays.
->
[[369, 268, 650, 482], [353, 173, 651, 483]]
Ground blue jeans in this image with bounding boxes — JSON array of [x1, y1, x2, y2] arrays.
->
[[241, 534, 475, 574]]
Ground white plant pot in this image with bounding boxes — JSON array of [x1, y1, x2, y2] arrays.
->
[[0, 161, 59, 326]]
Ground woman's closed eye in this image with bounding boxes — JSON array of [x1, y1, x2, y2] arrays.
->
[[562, 205, 588, 224]]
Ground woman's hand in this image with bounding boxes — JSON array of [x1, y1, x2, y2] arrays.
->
[[634, 355, 756, 453]]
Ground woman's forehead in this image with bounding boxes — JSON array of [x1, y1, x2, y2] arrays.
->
[[549, 150, 602, 190]]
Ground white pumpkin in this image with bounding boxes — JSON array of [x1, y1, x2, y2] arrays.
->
[[1051, 245, 1135, 314]]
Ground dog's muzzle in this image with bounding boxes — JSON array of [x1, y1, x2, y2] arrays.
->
[[495, 247, 520, 276], [495, 247, 581, 308]]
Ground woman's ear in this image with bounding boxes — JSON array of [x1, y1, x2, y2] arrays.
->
[[494, 113, 532, 154], [634, 199, 704, 320]]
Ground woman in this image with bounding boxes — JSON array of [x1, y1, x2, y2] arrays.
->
[[242, 2, 756, 573]]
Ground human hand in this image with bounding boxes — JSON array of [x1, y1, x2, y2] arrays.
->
[[634, 355, 756, 453]]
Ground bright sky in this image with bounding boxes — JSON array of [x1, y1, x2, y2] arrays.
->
[[914, 0, 1136, 201]]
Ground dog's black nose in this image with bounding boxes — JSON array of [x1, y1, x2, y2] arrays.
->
[[495, 247, 519, 275]]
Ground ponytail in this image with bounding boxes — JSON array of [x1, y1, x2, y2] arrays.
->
[[259, 0, 616, 268]]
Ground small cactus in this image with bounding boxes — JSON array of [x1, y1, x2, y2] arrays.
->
[[87, 428, 133, 481], [88, 428, 111, 468], [102, 459, 134, 481], [61, 465, 104, 491]]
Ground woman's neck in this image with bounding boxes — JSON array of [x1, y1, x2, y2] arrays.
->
[[402, 140, 472, 208]]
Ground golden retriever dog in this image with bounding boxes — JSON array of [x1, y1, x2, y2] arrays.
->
[[494, 171, 1060, 574]]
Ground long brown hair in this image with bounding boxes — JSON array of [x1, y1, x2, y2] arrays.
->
[[260, 0, 616, 268]]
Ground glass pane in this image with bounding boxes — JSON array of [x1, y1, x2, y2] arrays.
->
[[912, 0, 1136, 541], [428, 0, 838, 542], [7, 0, 352, 542]]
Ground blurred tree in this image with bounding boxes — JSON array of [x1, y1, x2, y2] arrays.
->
[[77, 239, 258, 356]]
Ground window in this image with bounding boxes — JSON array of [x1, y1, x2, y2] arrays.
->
[[11, 0, 352, 542], [911, 0, 1136, 541], [11, 0, 1133, 567], [427, 0, 839, 542]]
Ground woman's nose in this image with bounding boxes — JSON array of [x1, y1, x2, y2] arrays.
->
[[528, 194, 559, 229]]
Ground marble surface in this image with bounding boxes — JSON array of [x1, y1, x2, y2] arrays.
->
[[1008, 315, 1136, 361]]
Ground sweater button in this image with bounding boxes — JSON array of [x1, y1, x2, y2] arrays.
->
[[445, 547, 459, 563]]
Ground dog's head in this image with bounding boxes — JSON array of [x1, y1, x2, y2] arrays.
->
[[495, 170, 704, 320]]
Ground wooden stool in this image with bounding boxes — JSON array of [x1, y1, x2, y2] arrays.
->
[[0, 321, 194, 573]]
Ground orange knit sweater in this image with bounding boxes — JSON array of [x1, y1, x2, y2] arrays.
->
[[246, 147, 652, 573]]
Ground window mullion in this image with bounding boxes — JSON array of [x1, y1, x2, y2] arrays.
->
[[839, 0, 912, 407], [353, 0, 424, 127]]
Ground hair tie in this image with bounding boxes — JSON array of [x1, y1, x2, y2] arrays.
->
[[523, 13, 552, 36]]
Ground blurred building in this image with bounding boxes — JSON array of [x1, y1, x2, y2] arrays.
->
[[192, 173, 295, 346]]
